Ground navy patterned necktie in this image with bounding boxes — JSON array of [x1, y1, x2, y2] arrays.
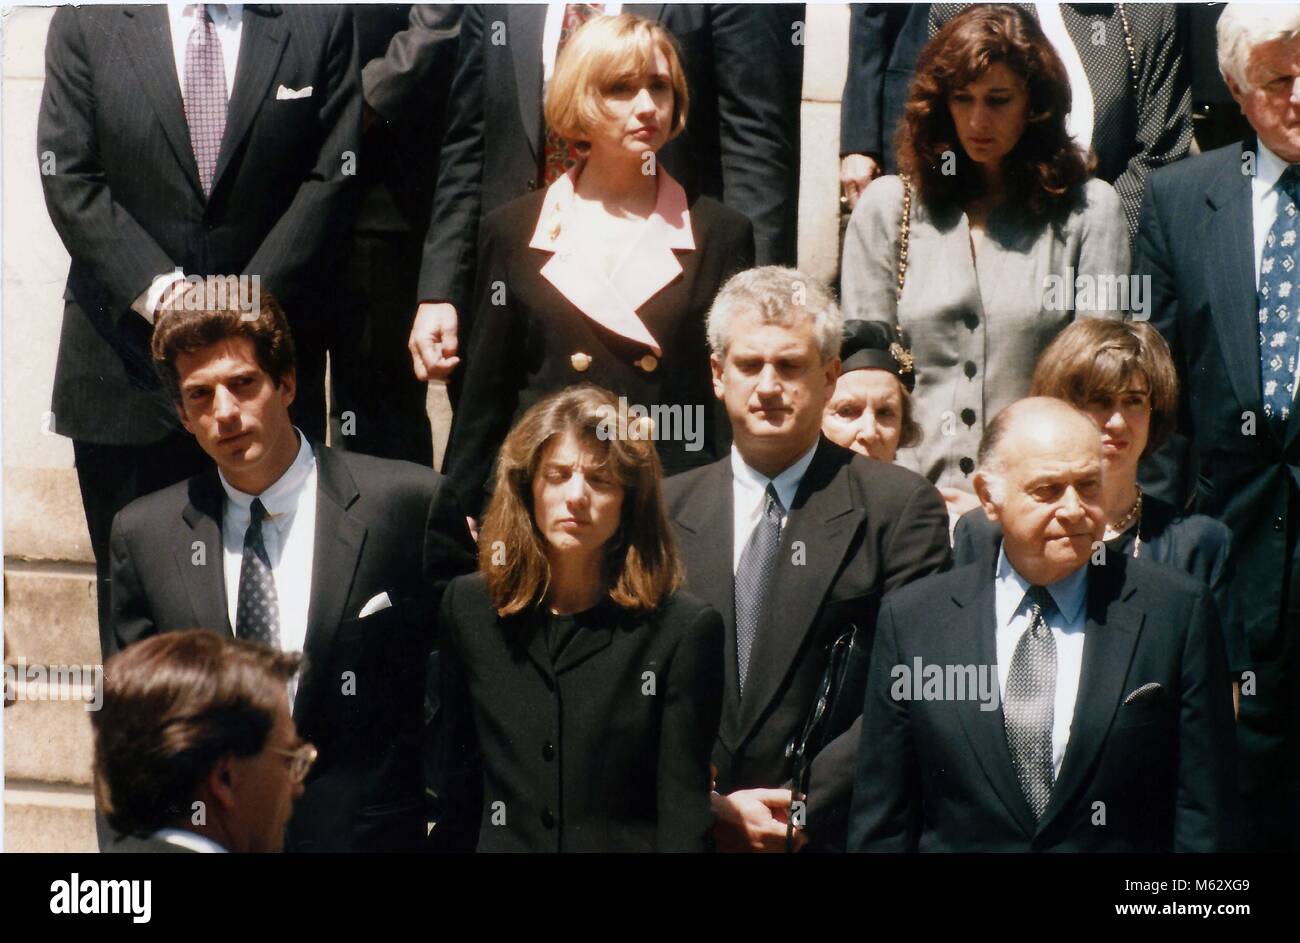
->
[[1259, 165, 1300, 427], [235, 499, 281, 648], [183, 4, 228, 198], [1003, 585, 1057, 820], [734, 484, 784, 696]]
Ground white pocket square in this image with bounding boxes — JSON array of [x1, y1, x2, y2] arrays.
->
[[1123, 681, 1164, 705], [276, 84, 313, 100], [358, 592, 393, 619]]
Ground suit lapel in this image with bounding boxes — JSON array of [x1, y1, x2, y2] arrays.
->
[[118, 7, 204, 200], [734, 441, 865, 748], [1206, 142, 1269, 435], [1038, 561, 1144, 833], [178, 471, 233, 636], [509, 5, 547, 161], [297, 447, 366, 717], [671, 459, 739, 746], [212, 6, 286, 195], [949, 564, 1038, 838]]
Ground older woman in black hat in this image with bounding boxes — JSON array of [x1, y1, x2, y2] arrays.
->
[[821, 320, 920, 463]]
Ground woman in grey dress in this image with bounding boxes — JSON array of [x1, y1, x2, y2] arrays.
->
[[841, 4, 1130, 520]]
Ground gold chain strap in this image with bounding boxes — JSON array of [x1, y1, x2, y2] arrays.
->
[[896, 174, 912, 304]]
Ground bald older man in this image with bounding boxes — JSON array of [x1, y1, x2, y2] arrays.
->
[[848, 398, 1237, 852]]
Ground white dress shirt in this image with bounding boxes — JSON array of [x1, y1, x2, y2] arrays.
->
[[994, 546, 1088, 776], [729, 442, 819, 575], [134, 4, 246, 322], [543, 2, 624, 83], [1035, 2, 1094, 151], [220, 431, 317, 702], [151, 828, 229, 853]]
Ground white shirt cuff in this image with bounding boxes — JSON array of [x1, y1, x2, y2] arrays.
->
[[131, 269, 185, 325]]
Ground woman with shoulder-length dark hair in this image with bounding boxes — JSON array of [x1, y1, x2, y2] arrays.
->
[[433, 385, 725, 852], [443, 12, 754, 523], [953, 319, 1250, 711], [841, 3, 1129, 523]]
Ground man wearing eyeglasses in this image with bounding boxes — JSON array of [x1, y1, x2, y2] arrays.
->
[[95, 630, 316, 854]]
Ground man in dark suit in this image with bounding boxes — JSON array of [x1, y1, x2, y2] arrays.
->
[[330, 5, 461, 466], [95, 629, 308, 855], [408, 3, 805, 395], [662, 267, 951, 852], [1135, 4, 1300, 851], [108, 291, 477, 852], [37, 5, 361, 655], [850, 398, 1236, 852]]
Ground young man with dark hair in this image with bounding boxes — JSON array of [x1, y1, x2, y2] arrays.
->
[[109, 289, 477, 852]]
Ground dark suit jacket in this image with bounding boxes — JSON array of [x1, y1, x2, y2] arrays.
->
[[103, 835, 198, 854], [952, 498, 1250, 675], [433, 575, 725, 852], [848, 554, 1237, 852], [443, 189, 754, 517], [1136, 138, 1300, 665], [38, 5, 360, 445], [417, 2, 803, 322], [355, 4, 460, 235], [662, 438, 952, 849], [108, 445, 477, 852], [839, 3, 930, 174]]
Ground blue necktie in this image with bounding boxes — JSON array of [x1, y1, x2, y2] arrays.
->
[[1258, 166, 1300, 426]]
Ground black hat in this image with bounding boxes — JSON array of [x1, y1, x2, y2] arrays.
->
[[840, 320, 915, 392]]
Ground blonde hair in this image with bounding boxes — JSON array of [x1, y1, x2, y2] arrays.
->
[[478, 385, 683, 617], [544, 13, 689, 147]]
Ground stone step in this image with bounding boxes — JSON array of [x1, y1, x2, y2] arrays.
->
[[4, 563, 100, 667], [3, 684, 95, 784], [4, 782, 97, 853]]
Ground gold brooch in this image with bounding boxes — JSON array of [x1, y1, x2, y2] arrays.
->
[[889, 341, 914, 375]]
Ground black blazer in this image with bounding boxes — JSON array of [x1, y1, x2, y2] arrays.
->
[[417, 2, 803, 319], [37, 5, 361, 445], [108, 445, 477, 852], [1136, 138, 1300, 664], [443, 189, 754, 517], [839, 3, 930, 173], [662, 438, 952, 849], [952, 499, 1250, 676], [432, 575, 725, 852], [848, 554, 1237, 852]]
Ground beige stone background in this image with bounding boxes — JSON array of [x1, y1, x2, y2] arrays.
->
[[0, 2, 855, 851]]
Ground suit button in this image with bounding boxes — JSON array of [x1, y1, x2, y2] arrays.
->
[[570, 352, 592, 372], [636, 354, 659, 372], [960, 408, 977, 426], [527, 179, 538, 191], [1275, 516, 1285, 531], [964, 312, 980, 330], [540, 807, 556, 829], [542, 741, 555, 761], [959, 457, 975, 475], [963, 360, 977, 378]]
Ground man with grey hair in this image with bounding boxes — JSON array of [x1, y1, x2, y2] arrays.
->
[[663, 266, 951, 852], [1136, 1, 1300, 850], [850, 397, 1236, 852]]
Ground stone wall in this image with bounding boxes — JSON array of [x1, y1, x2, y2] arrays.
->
[[0, 2, 853, 851]]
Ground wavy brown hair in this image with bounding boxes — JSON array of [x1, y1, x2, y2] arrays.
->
[[896, 4, 1092, 221], [478, 385, 683, 617]]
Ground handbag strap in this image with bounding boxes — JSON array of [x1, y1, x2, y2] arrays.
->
[[896, 174, 912, 304]]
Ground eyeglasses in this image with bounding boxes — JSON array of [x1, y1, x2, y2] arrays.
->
[[270, 742, 318, 783]]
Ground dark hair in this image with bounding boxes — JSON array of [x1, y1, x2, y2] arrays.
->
[[896, 4, 1093, 221], [151, 282, 296, 402], [91, 630, 300, 837], [1031, 319, 1180, 457], [479, 385, 683, 616]]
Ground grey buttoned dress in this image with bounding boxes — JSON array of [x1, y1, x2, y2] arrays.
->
[[841, 175, 1130, 495]]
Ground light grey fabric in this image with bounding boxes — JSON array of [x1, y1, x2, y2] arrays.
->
[[841, 175, 1130, 493]]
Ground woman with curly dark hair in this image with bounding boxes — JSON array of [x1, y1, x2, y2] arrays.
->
[[841, 4, 1129, 521]]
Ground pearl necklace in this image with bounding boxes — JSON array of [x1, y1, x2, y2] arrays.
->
[[1103, 489, 1143, 558]]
